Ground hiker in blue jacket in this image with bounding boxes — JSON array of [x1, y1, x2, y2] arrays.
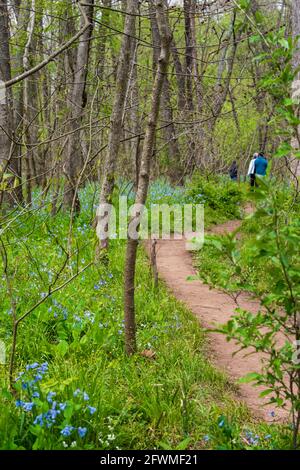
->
[[254, 152, 268, 178]]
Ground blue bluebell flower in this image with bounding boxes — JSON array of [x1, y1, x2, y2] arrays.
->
[[47, 391, 56, 403], [78, 427, 87, 438], [33, 414, 44, 426], [46, 408, 60, 421], [87, 406, 96, 415], [26, 362, 39, 371], [32, 391, 40, 398], [34, 373, 43, 382], [22, 402, 35, 412], [16, 372, 24, 381], [61, 425, 74, 437], [83, 392, 89, 401], [73, 389, 81, 397]]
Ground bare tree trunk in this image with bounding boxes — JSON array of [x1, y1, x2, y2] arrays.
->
[[127, 14, 141, 189], [206, 11, 241, 163], [63, 1, 94, 212], [170, 37, 186, 112], [0, 0, 12, 169], [96, 0, 111, 83], [150, 0, 181, 182], [183, 0, 194, 112], [96, 0, 138, 248], [123, 0, 171, 355], [12, 1, 32, 206], [210, 11, 240, 132], [23, 0, 36, 206], [292, 0, 300, 177], [0, 0, 21, 206]]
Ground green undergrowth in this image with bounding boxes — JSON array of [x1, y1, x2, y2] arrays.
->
[[185, 174, 247, 227], [0, 228, 249, 450], [0, 181, 290, 449]]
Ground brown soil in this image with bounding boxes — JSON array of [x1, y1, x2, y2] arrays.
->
[[148, 216, 289, 423]]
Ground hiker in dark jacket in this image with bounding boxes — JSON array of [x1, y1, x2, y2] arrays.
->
[[229, 161, 238, 181]]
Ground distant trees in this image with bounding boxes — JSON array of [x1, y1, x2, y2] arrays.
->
[[0, 0, 295, 210]]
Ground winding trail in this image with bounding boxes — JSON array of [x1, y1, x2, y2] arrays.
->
[[150, 216, 289, 423]]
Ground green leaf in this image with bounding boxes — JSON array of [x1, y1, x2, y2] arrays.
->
[[259, 389, 274, 398], [279, 38, 289, 50], [249, 34, 261, 44], [176, 438, 191, 450], [239, 372, 261, 384], [56, 340, 69, 357]]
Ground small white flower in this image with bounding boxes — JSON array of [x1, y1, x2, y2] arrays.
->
[[62, 441, 68, 448], [71, 441, 77, 448]]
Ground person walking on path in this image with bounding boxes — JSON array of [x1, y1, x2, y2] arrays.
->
[[248, 153, 258, 187], [254, 152, 268, 180], [229, 161, 238, 181]]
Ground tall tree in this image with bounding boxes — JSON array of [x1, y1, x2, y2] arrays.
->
[[0, 0, 13, 172], [149, 0, 182, 182], [63, 0, 95, 212], [292, 0, 300, 176], [123, 0, 172, 355], [96, 0, 138, 248], [0, 0, 21, 205]]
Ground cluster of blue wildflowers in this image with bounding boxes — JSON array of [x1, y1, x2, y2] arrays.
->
[[84, 311, 95, 324], [244, 431, 260, 447], [48, 299, 68, 320], [72, 310, 96, 328], [78, 183, 100, 212], [148, 180, 186, 205], [77, 223, 88, 235], [94, 279, 107, 290], [16, 361, 49, 390], [14, 363, 97, 443], [61, 425, 87, 439], [94, 273, 113, 292]]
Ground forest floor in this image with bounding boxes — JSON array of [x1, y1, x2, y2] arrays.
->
[[150, 211, 289, 424]]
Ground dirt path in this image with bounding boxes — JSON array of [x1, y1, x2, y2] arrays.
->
[[151, 217, 288, 423]]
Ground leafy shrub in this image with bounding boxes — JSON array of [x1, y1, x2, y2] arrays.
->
[[185, 173, 246, 221]]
